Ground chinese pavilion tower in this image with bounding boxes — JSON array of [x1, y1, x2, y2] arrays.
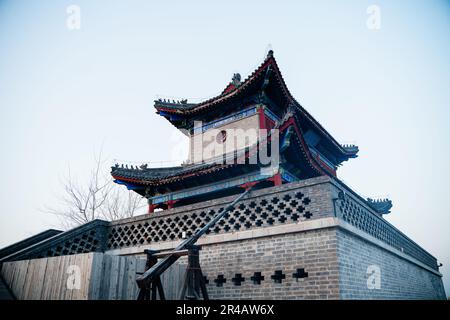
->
[[111, 50, 389, 215], [1, 50, 444, 301]]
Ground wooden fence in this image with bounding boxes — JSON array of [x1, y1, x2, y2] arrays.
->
[[0, 253, 186, 300]]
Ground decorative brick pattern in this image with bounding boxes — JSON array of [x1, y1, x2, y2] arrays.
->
[[198, 228, 340, 300], [39, 229, 101, 258], [2, 220, 108, 261], [107, 187, 317, 250], [338, 195, 438, 270]]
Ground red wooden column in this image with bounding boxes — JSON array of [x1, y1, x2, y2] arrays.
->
[[258, 106, 266, 130], [268, 173, 282, 186], [148, 204, 157, 214], [166, 200, 178, 210]]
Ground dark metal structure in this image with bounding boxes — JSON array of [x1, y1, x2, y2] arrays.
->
[[179, 245, 208, 300], [135, 186, 254, 300]]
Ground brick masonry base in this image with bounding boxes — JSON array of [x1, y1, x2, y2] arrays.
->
[[159, 224, 446, 300], [106, 216, 445, 300], [200, 228, 339, 300], [194, 227, 445, 299]]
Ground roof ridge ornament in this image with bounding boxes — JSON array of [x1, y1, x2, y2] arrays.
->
[[140, 164, 148, 170], [280, 105, 295, 124], [341, 144, 359, 155], [267, 49, 274, 58], [232, 73, 241, 87], [155, 98, 188, 105], [366, 198, 393, 215]]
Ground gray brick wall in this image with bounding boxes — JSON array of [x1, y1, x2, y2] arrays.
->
[[336, 229, 446, 300], [197, 228, 340, 300], [167, 224, 445, 300]]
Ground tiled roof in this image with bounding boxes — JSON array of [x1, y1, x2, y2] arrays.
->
[[154, 52, 274, 115], [154, 51, 358, 159], [111, 161, 234, 186]]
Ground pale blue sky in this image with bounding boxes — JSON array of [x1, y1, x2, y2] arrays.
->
[[0, 0, 449, 295]]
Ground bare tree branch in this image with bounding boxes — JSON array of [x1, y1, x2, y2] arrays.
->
[[44, 152, 146, 229]]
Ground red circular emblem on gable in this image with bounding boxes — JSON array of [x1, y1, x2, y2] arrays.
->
[[216, 130, 227, 144]]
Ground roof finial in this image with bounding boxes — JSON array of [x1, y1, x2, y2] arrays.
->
[[232, 73, 241, 86], [265, 44, 273, 59]]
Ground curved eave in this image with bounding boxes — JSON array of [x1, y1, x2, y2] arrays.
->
[[266, 57, 358, 160], [279, 117, 329, 177], [111, 164, 233, 187], [153, 56, 272, 116]]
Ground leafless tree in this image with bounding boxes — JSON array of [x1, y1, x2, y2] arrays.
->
[[45, 153, 145, 229]]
